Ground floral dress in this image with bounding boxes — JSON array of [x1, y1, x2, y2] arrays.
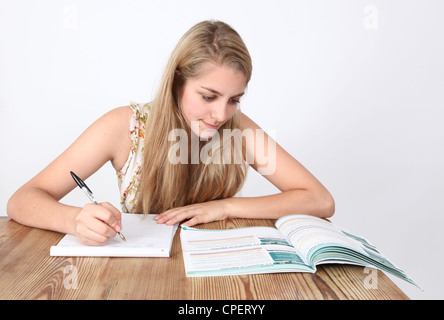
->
[[116, 102, 150, 213]]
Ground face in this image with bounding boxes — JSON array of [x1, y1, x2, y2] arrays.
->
[[179, 62, 247, 139]]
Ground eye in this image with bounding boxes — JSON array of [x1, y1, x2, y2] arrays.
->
[[202, 95, 215, 101], [230, 98, 240, 104]]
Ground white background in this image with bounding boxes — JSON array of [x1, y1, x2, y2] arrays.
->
[[1, 0, 443, 300]]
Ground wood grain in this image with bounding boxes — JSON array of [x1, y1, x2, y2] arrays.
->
[[0, 217, 409, 300]]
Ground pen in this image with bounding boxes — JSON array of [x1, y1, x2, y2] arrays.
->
[[70, 171, 126, 242]]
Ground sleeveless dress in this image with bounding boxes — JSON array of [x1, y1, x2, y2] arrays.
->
[[116, 102, 150, 213]]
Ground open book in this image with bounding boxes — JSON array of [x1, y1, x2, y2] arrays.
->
[[180, 214, 417, 287], [50, 214, 178, 257]]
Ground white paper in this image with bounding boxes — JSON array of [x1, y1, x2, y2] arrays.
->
[[50, 214, 178, 257], [183, 246, 275, 272], [180, 226, 287, 275]]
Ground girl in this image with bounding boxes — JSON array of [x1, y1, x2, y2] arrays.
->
[[7, 20, 334, 246]]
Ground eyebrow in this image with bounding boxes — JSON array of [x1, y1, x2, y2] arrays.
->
[[200, 86, 245, 97]]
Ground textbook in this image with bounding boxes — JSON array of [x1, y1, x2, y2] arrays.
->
[[180, 214, 417, 286], [50, 214, 178, 257]]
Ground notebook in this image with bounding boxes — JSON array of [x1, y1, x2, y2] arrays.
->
[[50, 213, 178, 257]]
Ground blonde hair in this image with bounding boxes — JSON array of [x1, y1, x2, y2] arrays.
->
[[135, 20, 252, 214]]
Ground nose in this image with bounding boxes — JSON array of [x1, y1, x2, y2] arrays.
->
[[210, 102, 230, 123]]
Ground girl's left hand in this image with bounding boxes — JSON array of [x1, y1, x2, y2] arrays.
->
[[154, 200, 229, 227]]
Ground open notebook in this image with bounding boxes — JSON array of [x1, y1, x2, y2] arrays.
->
[[50, 214, 178, 257]]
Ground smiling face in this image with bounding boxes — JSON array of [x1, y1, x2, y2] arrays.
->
[[179, 62, 247, 139]]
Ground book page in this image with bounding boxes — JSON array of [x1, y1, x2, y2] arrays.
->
[[180, 225, 310, 277], [275, 215, 418, 287], [181, 226, 288, 251], [276, 215, 368, 262], [183, 246, 275, 273], [275, 215, 404, 270], [50, 214, 178, 257]]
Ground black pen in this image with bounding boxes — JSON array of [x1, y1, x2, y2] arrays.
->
[[70, 171, 126, 241]]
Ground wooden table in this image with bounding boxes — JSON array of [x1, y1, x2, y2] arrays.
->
[[0, 217, 409, 300]]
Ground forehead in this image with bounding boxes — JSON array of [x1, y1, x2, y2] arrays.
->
[[189, 62, 247, 94]]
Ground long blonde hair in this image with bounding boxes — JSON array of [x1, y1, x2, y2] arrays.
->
[[135, 20, 252, 214]]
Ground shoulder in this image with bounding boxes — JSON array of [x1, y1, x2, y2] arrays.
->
[[239, 112, 262, 131], [90, 106, 134, 143], [102, 103, 150, 129], [90, 106, 135, 170], [90, 103, 150, 162], [101, 105, 134, 126], [72, 106, 133, 145]]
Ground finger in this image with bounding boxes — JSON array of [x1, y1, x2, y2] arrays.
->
[[156, 207, 186, 224], [75, 223, 111, 246], [155, 206, 183, 219], [92, 204, 121, 232], [99, 202, 122, 230], [84, 212, 118, 239], [165, 208, 199, 226], [181, 215, 203, 227], [78, 204, 118, 238]]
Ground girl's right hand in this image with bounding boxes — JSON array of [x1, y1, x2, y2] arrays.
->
[[74, 202, 122, 246]]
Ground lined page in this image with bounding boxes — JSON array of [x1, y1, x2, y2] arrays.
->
[[50, 214, 178, 257]]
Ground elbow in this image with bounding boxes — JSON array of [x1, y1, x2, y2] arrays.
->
[[6, 191, 22, 222], [294, 188, 335, 219], [320, 192, 335, 218], [311, 189, 335, 219], [322, 195, 335, 218], [7, 189, 25, 223], [6, 193, 18, 220]]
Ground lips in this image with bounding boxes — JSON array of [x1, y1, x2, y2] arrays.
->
[[201, 120, 219, 130]]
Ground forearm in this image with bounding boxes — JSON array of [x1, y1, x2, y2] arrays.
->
[[155, 188, 335, 227], [223, 189, 335, 220], [7, 186, 81, 235]]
